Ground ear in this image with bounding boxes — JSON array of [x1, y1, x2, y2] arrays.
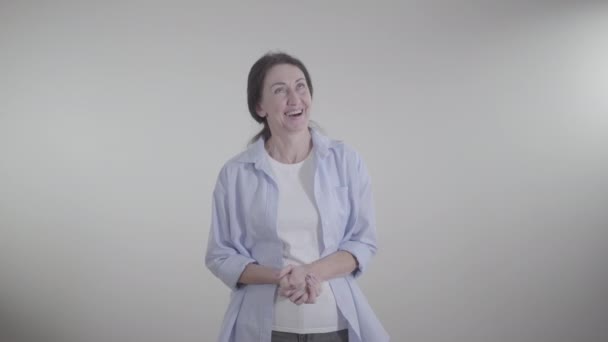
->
[[256, 103, 267, 118]]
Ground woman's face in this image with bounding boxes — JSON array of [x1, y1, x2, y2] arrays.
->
[[256, 64, 312, 137]]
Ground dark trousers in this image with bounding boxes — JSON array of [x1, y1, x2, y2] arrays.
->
[[271, 329, 348, 342]]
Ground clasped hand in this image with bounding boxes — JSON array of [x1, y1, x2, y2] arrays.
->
[[277, 264, 322, 305]]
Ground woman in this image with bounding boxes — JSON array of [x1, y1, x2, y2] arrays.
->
[[205, 52, 389, 342]]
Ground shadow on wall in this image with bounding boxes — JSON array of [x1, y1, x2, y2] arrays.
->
[[0, 306, 67, 342]]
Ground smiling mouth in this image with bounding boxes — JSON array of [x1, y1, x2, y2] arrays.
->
[[284, 109, 303, 117]]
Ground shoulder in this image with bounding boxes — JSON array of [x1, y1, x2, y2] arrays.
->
[[326, 137, 365, 168], [213, 147, 257, 190], [317, 134, 371, 187], [313, 128, 362, 162]]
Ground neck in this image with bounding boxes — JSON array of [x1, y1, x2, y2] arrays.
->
[[265, 129, 312, 164]]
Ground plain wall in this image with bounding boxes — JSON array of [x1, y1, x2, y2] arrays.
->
[[1, 1, 607, 341]]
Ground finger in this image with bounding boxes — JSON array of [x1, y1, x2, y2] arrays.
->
[[289, 289, 306, 304], [306, 274, 320, 290], [289, 293, 302, 304], [282, 286, 296, 297], [306, 286, 317, 304], [278, 264, 294, 278], [280, 282, 297, 295], [288, 274, 306, 287], [294, 292, 308, 305], [306, 285, 315, 298], [309, 273, 322, 285], [289, 288, 305, 300]]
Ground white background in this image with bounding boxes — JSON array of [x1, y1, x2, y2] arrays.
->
[[1, 1, 607, 341]]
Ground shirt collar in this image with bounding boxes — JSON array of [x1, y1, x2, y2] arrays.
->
[[237, 127, 332, 171]]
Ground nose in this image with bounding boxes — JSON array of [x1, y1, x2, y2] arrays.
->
[[286, 88, 300, 106]]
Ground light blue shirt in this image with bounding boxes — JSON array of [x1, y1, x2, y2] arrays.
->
[[205, 129, 389, 342]]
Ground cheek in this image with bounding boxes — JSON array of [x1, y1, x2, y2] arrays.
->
[[303, 97, 312, 109], [265, 103, 287, 120], [261, 97, 284, 114], [270, 101, 286, 114]]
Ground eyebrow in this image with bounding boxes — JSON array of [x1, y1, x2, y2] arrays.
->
[[270, 78, 305, 88]]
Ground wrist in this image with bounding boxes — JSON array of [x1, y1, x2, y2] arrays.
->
[[273, 267, 284, 285], [306, 262, 325, 282]]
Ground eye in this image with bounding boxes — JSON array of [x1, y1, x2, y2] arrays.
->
[[296, 82, 307, 90], [273, 86, 286, 95]]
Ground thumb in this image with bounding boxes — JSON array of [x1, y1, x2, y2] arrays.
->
[[278, 264, 294, 278]]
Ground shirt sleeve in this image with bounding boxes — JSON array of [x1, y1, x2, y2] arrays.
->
[[205, 171, 257, 290], [338, 150, 378, 278]]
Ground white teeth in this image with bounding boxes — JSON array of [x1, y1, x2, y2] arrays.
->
[[285, 110, 303, 116]]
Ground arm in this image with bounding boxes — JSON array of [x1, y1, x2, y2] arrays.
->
[[205, 173, 257, 290], [282, 251, 356, 293], [280, 252, 356, 304], [337, 150, 378, 278], [206, 169, 295, 288], [237, 263, 284, 285], [307, 250, 357, 281], [279, 251, 357, 296], [280, 151, 377, 299]]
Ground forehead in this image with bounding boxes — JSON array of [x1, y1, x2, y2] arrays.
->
[[264, 64, 305, 85]]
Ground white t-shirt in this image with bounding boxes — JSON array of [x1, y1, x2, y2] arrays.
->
[[267, 151, 348, 334]]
